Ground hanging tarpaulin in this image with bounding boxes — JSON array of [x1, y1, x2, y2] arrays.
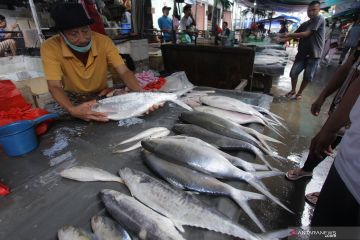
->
[[132, 0, 152, 34], [28, 0, 44, 43]]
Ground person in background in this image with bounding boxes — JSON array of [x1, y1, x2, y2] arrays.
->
[[220, 21, 232, 46], [319, 19, 334, 67], [180, 4, 196, 31], [285, 41, 360, 206], [158, 6, 172, 43], [41, 3, 157, 122], [279, 21, 289, 34], [339, 15, 360, 64], [0, 15, 18, 57], [214, 23, 222, 45], [280, 1, 325, 100]]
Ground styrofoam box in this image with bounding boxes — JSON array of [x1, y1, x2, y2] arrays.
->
[[116, 39, 149, 61]]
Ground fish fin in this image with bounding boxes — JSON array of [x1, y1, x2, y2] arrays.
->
[[113, 142, 142, 153], [171, 99, 193, 111], [257, 228, 291, 240], [249, 162, 269, 171], [230, 189, 266, 232], [253, 170, 284, 179], [172, 220, 186, 233], [236, 189, 266, 201], [248, 179, 294, 214]]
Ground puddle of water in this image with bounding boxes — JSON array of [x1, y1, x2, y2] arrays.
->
[[117, 117, 144, 127]]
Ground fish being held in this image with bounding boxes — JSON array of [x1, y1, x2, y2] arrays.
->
[[143, 151, 267, 232], [101, 189, 185, 240], [141, 137, 293, 214], [119, 167, 265, 238], [92, 91, 192, 121], [91, 215, 132, 240], [60, 166, 123, 183], [113, 127, 170, 153], [58, 226, 96, 240]]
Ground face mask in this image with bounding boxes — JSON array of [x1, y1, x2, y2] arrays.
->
[[61, 33, 92, 53]]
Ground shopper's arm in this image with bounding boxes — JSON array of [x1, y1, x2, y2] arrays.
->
[[311, 52, 355, 115], [47, 80, 108, 122], [311, 76, 360, 157]]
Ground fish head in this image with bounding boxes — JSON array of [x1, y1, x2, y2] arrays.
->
[[58, 226, 93, 240], [100, 189, 122, 204], [91, 215, 103, 231], [141, 139, 163, 152]]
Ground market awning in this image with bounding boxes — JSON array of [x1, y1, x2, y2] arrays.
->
[[257, 14, 301, 24], [237, 0, 359, 12]]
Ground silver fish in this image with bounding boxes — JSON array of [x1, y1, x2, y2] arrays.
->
[[165, 135, 269, 172], [119, 167, 263, 239], [200, 95, 287, 130], [92, 91, 192, 120], [58, 226, 96, 240], [142, 151, 267, 232], [60, 166, 123, 183], [101, 189, 185, 240], [113, 127, 170, 153], [180, 111, 274, 156], [141, 138, 293, 214], [91, 215, 132, 240]]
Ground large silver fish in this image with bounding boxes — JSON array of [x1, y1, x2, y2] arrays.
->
[[60, 166, 123, 183], [141, 138, 293, 214], [200, 95, 287, 130], [101, 189, 185, 240], [165, 135, 269, 172], [180, 111, 274, 155], [113, 127, 170, 153], [58, 226, 96, 240], [194, 105, 283, 137], [91, 215, 132, 240], [173, 123, 269, 158], [92, 91, 192, 120], [119, 167, 263, 239], [142, 151, 267, 232]]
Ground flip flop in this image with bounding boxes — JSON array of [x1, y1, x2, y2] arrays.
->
[[285, 91, 296, 98], [285, 169, 313, 181], [305, 192, 320, 206]]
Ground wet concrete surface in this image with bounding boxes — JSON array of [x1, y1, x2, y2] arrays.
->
[[263, 46, 341, 228]]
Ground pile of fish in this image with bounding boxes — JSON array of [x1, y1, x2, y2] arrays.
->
[[60, 166, 291, 239], [57, 91, 293, 239]]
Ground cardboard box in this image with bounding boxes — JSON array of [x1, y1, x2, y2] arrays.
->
[[33, 92, 54, 109], [17, 77, 49, 95], [13, 81, 36, 107]]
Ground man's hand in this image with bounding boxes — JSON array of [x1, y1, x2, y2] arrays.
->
[[310, 130, 336, 158], [145, 103, 164, 114], [311, 97, 325, 116], [10, 22, 18, 30], [68, 100, 108, 122]]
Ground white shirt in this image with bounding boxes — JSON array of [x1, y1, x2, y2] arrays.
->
[[335, 95, 360, 204], [180, 16, 193, 31]]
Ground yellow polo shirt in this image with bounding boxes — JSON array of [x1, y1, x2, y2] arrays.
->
[[40, 32, 124, 93]]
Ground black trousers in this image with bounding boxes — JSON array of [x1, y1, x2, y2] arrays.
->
[[302, 136, 343, 172], [311, 164, 360, 226]]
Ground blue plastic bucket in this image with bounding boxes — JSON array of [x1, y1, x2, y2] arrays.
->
[[0, 113, 58, 157]]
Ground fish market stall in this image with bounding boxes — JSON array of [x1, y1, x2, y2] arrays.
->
[[0, 88, 294, 240]]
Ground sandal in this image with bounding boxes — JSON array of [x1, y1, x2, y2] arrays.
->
[[305, 192, 320, 206], [285, 91, 296, 98], [285, 168, 313, 181]]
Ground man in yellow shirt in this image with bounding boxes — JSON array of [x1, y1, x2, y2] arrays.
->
[[41, 3, 151, 122]]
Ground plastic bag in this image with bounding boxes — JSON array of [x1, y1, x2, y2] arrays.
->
[[160, 71, 194, 92]]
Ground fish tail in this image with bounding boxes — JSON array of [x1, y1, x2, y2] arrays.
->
[[265, 124, 285, 140], [230, 189, 266, 233], [171, 99, 193, 111], [248, 179, 294, 214], [250, 146, 277, 171], [257, 228, 291, 240], [113, 142, 141, 153], [253, 171, 284, 179]]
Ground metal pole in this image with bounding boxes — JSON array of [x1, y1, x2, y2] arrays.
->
[[29, 0, 44, 43]]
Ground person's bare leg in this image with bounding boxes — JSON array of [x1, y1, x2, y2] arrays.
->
[[296, 79, 309, 99], [286, 77, 297, 97]]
